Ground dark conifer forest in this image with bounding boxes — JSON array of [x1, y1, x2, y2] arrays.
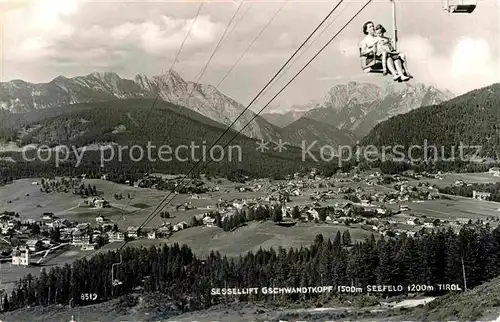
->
[[2, 221, 499, 314], [361, 83, 500, 158]]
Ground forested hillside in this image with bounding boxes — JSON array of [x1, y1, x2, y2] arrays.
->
[[2, 219, 499, 317], [0, 99, 349, 181], [361, 83, 500, 159]]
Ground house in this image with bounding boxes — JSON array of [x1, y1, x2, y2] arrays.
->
[[72, 230, 90, 246], [55, 219, 71, 228], [86, 198, 108, 208], [0, 214, 10, 224], [400, 205, 410, 211], [489, 167, 500, 174], [158, 222, 172, 233], [147, 231, 156, 239], [108, 231, 125, 242], [2, 227, 14, 235], [41, 213, 55, 220], [360, 199, 371, 206], [12, 247, 30, 266], [76, 223, 90, 231], [340, 203, 354, 215], [173, 221, 188, 232], [81, 243, 96, 251], [428, 192, 439, 200], [127, 227, 140, 239], [406, 218, 417, 225], [203, 216, 216, 227], [306, 209, 319, 220], [60, 228, 74, 241], [94, 199, 106, 208], [41, 239, 52, 247], [26, 239, 42, 252], [472, 191, 491, 201], [281, 205, 290, 218], [423, 222, 435, 228], [92, 230, 103, 241], [232, 201, 245, 210], [96, 216, 105, 224]]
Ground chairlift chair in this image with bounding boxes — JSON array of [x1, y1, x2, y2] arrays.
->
[[443, 0, 477, 13], [360, 0, 477, 74], [360, 49, 384, 73], [360, 0, 398, 74]]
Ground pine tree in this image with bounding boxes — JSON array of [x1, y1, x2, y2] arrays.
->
[[2, 294, 9, 312], [333, 231, 342, 248], [272, 207, 282, 222], [318, 208, 327, 221], [292, 206, 301, 219], [342, 230, 352, 246]]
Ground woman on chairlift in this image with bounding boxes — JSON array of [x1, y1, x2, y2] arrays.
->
[[359, 21, 410, 81]]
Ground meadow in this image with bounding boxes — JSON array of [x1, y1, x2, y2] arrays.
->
[[2, 172, 500, 294]]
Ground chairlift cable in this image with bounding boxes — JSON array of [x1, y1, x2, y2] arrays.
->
[[43, 4, 207, 320], [223, 0, 256, 43], [125, 0, 308, 234], [154, 0, 265, 151], [94, 0, 206, 219], [138, 0, 362, 231], [254, 2, 349, 104], [143, 0, 374, 226], [215, 0, 289, 88], [192, 1, 245, 85], [127, 0, 312, 234], [133, 0, 347, 233], [113, 0, 247, 249], [148, 0, 246, 150], [113, 0, 245, 217]]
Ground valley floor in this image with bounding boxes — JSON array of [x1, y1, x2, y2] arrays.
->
[[2, 170, 500, 317]]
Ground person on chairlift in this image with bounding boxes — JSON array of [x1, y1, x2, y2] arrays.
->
[[375, 24, 412, 79]]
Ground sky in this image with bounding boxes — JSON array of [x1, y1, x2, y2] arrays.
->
[[0, 0, 498, 111]]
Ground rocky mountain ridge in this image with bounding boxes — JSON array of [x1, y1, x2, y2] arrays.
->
[[301, 81, 455, 138], [0, 71, 281, 141]]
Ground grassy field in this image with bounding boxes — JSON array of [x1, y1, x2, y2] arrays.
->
[[0, 178, 226, 227], [402, 197, 500, 221], [0, 179, 83, 220], [365, 172, 500, 221], [405, 172, 500, 188], [2, 172, 500, 297], [164, 221, 372, 257], [48, 221, 372, 259], [0, 246, 91, 293]]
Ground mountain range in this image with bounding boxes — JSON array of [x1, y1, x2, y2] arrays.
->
[[299, 81, 455, 138], [0, 98, 333, 179], [0, 71, 281, 142], [262, 101, 319, 127], [0, 72, 455, 149], [261, 110, 311, 128]]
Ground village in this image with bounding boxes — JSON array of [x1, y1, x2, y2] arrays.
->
[[2, 168, 500, 270]]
